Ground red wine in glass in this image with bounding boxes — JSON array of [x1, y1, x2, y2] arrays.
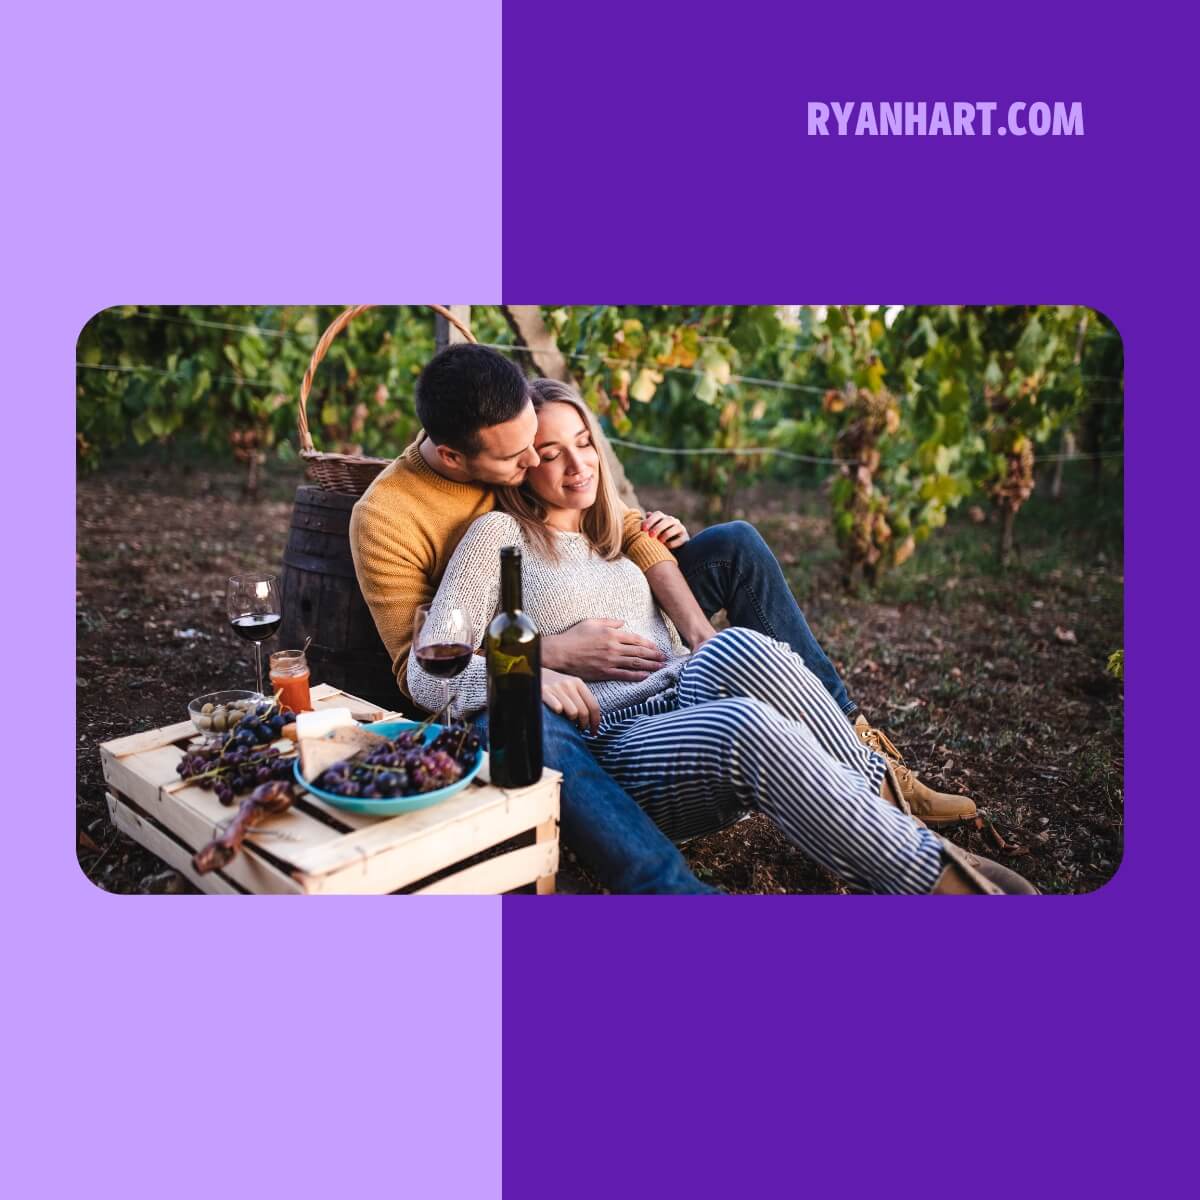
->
[[413, 604, 470, 722], [227, 573, 281, 697], [230, 613, 282, 643], [414, 642, 473, 678]]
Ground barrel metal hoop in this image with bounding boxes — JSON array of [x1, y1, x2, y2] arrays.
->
[[294, 511, 352, 533], [281, 550, 361, 580]]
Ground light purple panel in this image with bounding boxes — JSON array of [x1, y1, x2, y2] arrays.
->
[[7, 3, 501, 1198]]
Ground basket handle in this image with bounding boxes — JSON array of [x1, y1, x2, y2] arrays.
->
[[297, 305, 476, 453]]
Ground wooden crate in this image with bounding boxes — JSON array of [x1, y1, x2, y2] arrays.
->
[[99, 684, 559, 895]]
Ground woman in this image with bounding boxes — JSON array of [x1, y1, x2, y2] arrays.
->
[[409, 379, 1034, 895]]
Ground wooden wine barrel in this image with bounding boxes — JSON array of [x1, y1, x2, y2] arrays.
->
[[278, 485, 416, 714]]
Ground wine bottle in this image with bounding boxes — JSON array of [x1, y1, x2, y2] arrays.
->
[[486, 546, 543, 787]]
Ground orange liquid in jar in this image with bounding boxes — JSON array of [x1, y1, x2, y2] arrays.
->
[[270, 667, 312, 712]]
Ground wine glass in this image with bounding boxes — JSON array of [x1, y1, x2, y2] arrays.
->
[[227, 573, 282, 698], [413, 603, 471, 725]]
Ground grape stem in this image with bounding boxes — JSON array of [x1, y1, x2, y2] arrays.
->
[[214, 694, 287, 757], [417, 706, 445, 734], [182, 750, 294, 785], [412, 699, 471, 760]]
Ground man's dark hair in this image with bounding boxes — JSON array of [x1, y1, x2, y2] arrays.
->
[[415, 344, 530, 455]]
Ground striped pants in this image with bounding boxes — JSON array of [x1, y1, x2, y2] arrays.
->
[[588, 626, 945, 894]]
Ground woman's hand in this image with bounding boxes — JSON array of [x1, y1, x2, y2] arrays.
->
[[641, 510, 690, 548], [542, 667, 602, 735]]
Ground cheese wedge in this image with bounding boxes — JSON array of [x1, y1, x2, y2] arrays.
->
[[299, 726, 390, 781]]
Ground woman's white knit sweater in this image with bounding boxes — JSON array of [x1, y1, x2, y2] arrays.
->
[[407, 511, 689, 718]]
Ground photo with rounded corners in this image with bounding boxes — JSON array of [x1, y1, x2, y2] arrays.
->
[[76, 304, 1123, 896]]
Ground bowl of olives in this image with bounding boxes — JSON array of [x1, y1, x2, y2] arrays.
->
[[188, 690, 266, 737]]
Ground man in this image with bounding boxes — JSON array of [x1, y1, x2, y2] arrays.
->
[[350, 344, 973, 894]]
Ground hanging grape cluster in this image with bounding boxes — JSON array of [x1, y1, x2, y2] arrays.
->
[[827, 386, 906, 585], [78, 304, 1121, 581], [989, 429, 1036, 513]]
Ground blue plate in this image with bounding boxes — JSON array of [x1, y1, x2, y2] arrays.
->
[[292, 720, 483, 816]]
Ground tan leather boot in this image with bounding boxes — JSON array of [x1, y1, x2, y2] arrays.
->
[[855, 715, 977, 826], [879, 772, 922, 824], [931, 837, 1039, 894]]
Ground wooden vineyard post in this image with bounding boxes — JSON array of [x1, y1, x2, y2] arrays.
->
[[501, 304, 642, 511], [435, 305, 473, 352]]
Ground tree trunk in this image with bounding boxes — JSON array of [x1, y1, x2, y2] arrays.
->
[[243, 452, 260, 500], [1084, 400, 1105, 495], [999, 507, 1017, 566], [1050, 428, 1075, 500], [720, 482, 739, 523], [435, 305, 472, 352], [500, 305, 642, 511]]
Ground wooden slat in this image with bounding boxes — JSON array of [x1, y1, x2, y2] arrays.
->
[[290, 772, 558, 873], [101, 719, 197, 759], [106, 792, 242, 895], [98, 684, 399, 838], [415, 840, 558, 895], [535, 814, 558, 895], [111, 783, 306, 894], [292, 792, 373, 831], [97, 686, 390, 763], [98, 687, 562, 895], [102, 752, 311, 893], [290, 775, 561, 895], [102, 742, 340, 865], [100, 743, 193, 809], [309, 684, 392, 723]]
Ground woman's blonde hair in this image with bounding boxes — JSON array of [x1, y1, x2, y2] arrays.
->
[[494, 378, 624, 562]]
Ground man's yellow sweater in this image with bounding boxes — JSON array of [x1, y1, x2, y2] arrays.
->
[[348, 438, 674, 697]]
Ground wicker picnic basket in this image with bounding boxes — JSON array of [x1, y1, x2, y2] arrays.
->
[[297, 304, 476, 495]]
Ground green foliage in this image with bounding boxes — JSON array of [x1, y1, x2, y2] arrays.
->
[[546, 305, 811, 516], [543, 304, 1121, 575], [76, 304, 1123, 582], [75, 305, 474, 469]]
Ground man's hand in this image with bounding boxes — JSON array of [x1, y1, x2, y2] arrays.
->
[[684, 620, 719, 651], [542, 668, 602, 735], [542, 618, 668, 681], [640, 510, 690, 548]]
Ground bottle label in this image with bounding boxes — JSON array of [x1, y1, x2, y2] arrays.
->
[[489, 648, 535, 677]]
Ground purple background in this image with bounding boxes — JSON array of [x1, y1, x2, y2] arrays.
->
[[10, 3, 501, 1198], [502, 2, 1189, 1196], [9, 0, 1191, 1194]]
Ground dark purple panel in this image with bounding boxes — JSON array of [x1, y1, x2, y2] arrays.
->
[[502, 1, 1190, 1195]]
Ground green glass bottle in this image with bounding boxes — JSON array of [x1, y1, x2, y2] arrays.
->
[[486, 546, 543, 787]]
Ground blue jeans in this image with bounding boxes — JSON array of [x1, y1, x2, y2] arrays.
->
[[675, 521, 855, 716], [474, 521, 855, 894], [472, 708, 718, 895]]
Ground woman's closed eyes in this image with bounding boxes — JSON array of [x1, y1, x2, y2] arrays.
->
[[540, 434, 592, 463]]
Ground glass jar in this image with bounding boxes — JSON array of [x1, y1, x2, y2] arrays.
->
[[268, 648, 313, 713]]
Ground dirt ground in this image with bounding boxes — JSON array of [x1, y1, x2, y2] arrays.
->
[[76, 454, 1123, 895]]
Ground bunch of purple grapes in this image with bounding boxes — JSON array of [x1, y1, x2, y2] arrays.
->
[[176, 741, 294, 806], [225, 701, 295, 750], [315, 725, 480, 800], [429, 724, 483, 766]]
